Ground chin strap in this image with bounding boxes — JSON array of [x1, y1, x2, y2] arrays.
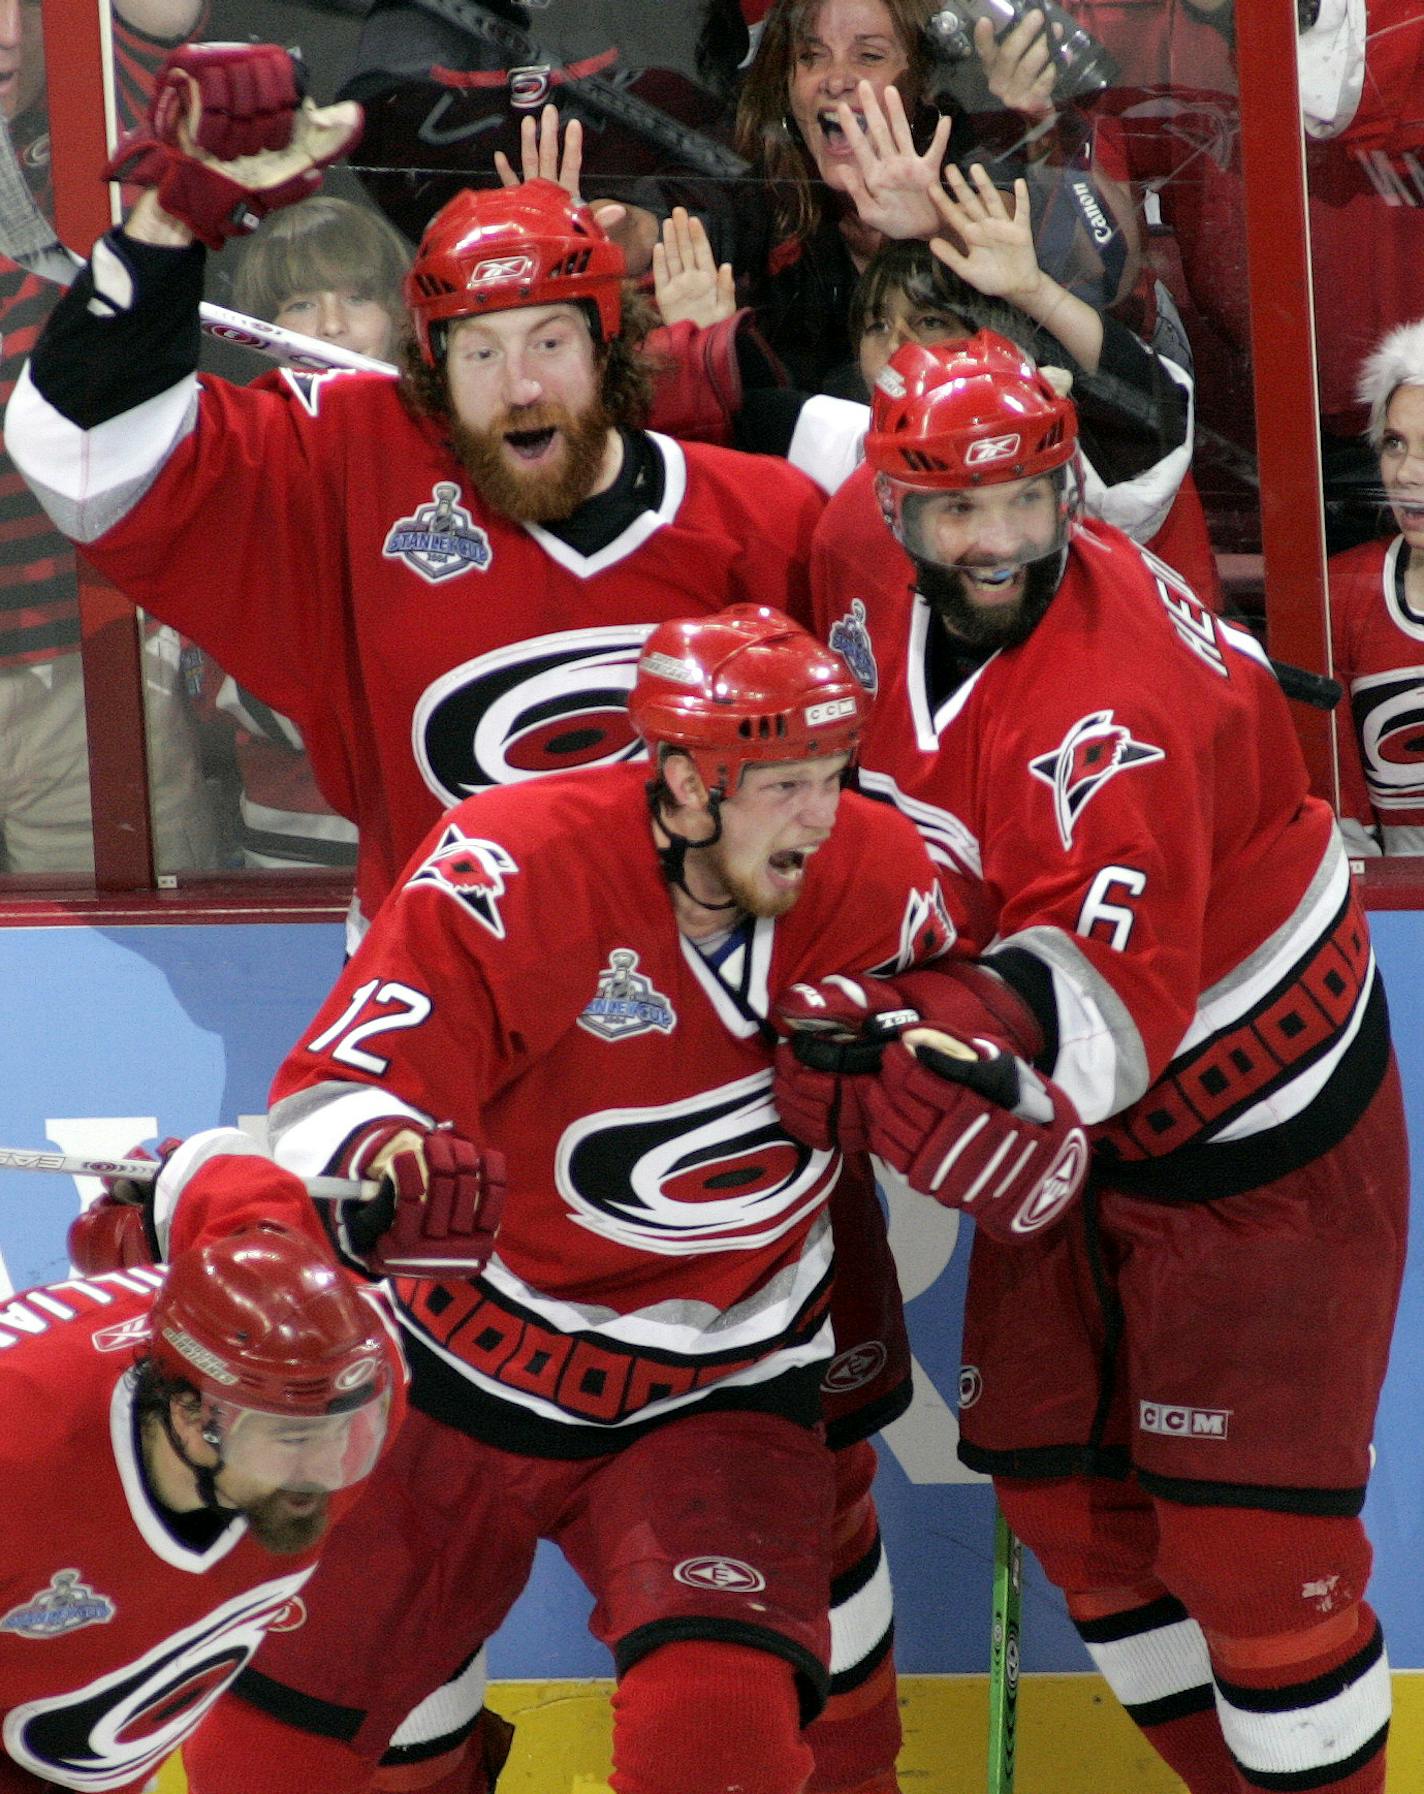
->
[[159, 1407, 228, 1512], [645, 780, 738, 914]]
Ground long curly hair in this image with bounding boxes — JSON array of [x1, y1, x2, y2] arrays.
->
[[399, 286, 660, 432], [734, 0, 943, 243]]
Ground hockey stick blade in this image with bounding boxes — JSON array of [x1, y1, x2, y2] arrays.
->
[[0, 1145, 380, 1202], [199, 303, 396, 376], [987, 1504, 1023, 1794]]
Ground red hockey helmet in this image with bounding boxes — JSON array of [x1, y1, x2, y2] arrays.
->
[[866, 333, 1081, 572], [149, 1223, 393, 1491], [405, 178, 626, 365], [629, 605, 866, 797]]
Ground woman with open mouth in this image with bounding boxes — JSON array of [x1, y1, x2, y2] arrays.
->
[[730, 0, 1142, 395]]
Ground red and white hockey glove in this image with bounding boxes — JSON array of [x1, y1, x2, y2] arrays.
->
[[66, 1135, 183, 1274], [338, 1122, 506, 1278], [864, 1032, 1088, 1242], [105, 44, 363, 250], [773, 973, 924, 1153]]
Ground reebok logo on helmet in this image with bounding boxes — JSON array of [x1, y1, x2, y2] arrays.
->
[[470, 255, 537, 285], [966, 433, 1022, 465]]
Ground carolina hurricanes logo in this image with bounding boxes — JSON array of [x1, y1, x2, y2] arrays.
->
[[1353, 672, 1424, 799], [1028, 710, 1165, 850], [556, 1072, 837, 1254], [2, 1573, 310, 1789], [413, 625, 654, 808], [407, 824, 519, 938]]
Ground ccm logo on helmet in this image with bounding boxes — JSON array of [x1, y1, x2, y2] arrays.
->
[[470, 255, 537, 285], [805, 696, 857, 727], [966, 433, 1023, 466]]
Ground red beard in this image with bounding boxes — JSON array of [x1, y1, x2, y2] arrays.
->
[[450, 397, 614, 523]]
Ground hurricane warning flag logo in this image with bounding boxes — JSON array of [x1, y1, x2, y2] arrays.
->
[[408, 824, 519, 938], [1029, 710, 1164, 849]]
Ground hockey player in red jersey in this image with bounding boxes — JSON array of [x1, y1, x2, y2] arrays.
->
[[176, 608, 967, 1794], [781, 334, 1408, 1794], [4, 53, 825, 951], [0, 1129, 409, 1794]]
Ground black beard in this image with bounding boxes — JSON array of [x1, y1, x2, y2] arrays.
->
[[915, 555, 1062, 650], [449, 397, 613, 524]]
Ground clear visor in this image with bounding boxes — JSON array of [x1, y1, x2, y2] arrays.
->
[[877, 464, 1079, 575], [209, 1387, 391, 1494]]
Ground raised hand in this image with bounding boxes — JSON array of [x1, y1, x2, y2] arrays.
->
[[973, 11, 1058, 122], [652, 207, 736, 329], [929, 164, 1042, 306], [834, 80, 953, 242], [494, 102, 584, 199]]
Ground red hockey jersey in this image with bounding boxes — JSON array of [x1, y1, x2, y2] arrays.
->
[[812, 500, 1385, 1199], [0, 1164, 404, 1793], [1328, 532, 1424, 853], [50, 369, 823, 936], [268, 764, 952, 1457]]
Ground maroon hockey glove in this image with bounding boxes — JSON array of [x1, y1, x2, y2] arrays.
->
[[339, 1122, 506, 1278], [773, 973, 924, 1153], [67, 1135, 183, 1274], [105, 45, 363, 250], [864, 1033, 1088, 1241]]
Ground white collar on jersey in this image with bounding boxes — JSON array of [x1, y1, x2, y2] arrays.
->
[[110, 1373, 250, 1575], [523, 433, 688, 579]]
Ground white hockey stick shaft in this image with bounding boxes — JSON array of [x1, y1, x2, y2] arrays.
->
[[198, 302, 396, 376], [0, 1145, 380, 1203]]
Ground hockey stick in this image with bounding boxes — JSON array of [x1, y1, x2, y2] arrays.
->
[[988, 1502, 1023, 1794], [198, 302, 396, 375], [0, 1145, 380, 1203]]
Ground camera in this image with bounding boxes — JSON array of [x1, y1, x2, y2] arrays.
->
[[925, 2, 1119, 105]]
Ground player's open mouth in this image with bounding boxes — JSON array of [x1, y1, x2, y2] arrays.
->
[[963, 566, 1023, 601], [767, 846, 817, 888], [504, 427, 558, 463], [1390, 496, 1424, 525]]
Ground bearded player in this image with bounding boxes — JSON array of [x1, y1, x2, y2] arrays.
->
[[0, 1128, 422, 1793], [774, 333, 1407, 1794]]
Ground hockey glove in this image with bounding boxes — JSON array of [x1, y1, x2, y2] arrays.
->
[[66, 1135, 183, 1274], [105, 44, 363, 250], [338, 1122, 506, 1278], [773, 973, 925, 1153], [864, 1031, 1088, 1241]]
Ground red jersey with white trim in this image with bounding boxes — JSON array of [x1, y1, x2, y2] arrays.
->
[[66, 369, 822, 934], [0, 1167, 405, 1794], [269, 763, 952, 1457], [812, 498, 1386, 1199], [1328, 534, 1424, 851]]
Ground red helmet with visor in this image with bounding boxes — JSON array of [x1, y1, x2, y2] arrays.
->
[[865, 334, 1081, 574], [150, 1223, 392, 1493]]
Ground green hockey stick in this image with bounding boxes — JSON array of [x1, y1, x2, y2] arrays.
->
[[988, 1504, 1024, 1794]]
